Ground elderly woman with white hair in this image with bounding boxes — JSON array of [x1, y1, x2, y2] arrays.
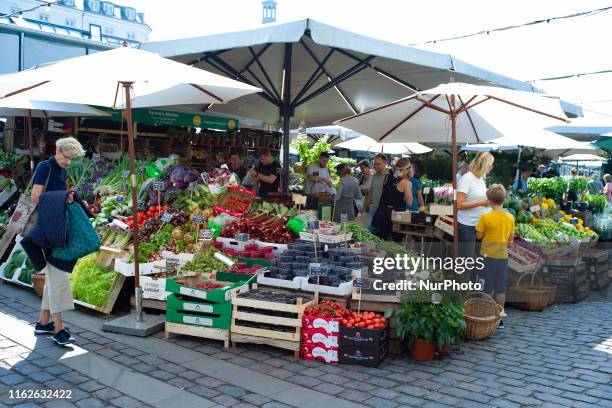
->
[[22, 137, 86, 346]]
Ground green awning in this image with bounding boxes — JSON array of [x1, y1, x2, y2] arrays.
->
[[593, 137, 612, 151]]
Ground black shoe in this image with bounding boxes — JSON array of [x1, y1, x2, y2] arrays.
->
[[498, 320, 505, 329], [34, 321, 55, 335], [52, 329, 75, 346]]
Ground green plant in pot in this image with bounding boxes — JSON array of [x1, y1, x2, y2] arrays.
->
[[388, 289, 465, 361]]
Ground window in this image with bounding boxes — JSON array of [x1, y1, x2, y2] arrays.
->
[[124, 8, 135, 20], [62, 0, 75, 6], [102, 2, 114, 16], [90, 24, 101, 41], [65, 18, 75, 27], [88, 0, 100, 12], [127, 33, 135, 40], [104, 27, 114, 35], [39, 14, 50, 22]]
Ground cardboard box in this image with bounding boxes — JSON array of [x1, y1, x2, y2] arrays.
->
[[302, 316, 340, 335], [391, 211, 411, 223], [301, 345, 338, 363], [410, 212, 436, 225], [339, 325, 389, 350], [338, 344, 388, 367]]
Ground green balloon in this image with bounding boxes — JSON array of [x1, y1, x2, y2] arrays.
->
[[146, 164, 163, 179]]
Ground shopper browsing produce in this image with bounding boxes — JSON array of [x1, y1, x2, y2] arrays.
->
[[512, 167, 531, 192], [603, 174, 612, 201], [249, 148, 281, 199], [358, 159, 372, 194], [408, 163, 424, 212], [363, 154, 387, 231], [372, 157, 413, 240], [305, 152, 335, 195], [333, 164, 362, 222], [475, 184, 515, 329], [457, 152, 494, 261], [22, 137, 87, 347]]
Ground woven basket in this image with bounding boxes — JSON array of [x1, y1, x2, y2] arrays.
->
[[508, 272, 552, 311], [463, 292, 502, 340], [32, 272, 45, 298]]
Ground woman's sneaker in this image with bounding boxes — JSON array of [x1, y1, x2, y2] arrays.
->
[[52, 329, 75, 346], [34, 321, 55, 335]]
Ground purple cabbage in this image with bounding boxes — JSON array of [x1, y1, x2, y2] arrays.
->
[[173, 180, 188, 189], [169, 165, 187, 183], [184, 169, 200, 183]]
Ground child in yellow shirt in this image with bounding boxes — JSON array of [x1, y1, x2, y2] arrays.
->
[[475, 184, 515, 328]]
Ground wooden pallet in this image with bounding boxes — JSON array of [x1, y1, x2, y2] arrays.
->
[[231, 290, 313, 357], [392, 222, 435, 235], [165, 322, 230, 348]]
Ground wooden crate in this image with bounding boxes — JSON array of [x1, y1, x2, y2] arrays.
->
[[96, 246, 131, 270], [73, 273, 126, 314], [392, 222, 435, 235], [434, 215, 454, 236], [231, 289, 313, 357], [165, 322, 230, 348]]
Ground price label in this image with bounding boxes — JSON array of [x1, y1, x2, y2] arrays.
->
[[530, 205, 541, 213], [166, 258, 180, 272], [161, 213, 173, 223], [188, 182, 197, 189], [122, 170, 130, 178], [96, 178, 102, 185], [423, 187, 431, 195], [193, 215, 205, 225], [235, 233, 249, 242], [199, 229, 215, 240], [309, 263, 328, 277], [307, 220, 320, 231], [292, 193, 307, 205], [137, 201, 148, 212], [340, 214, 348, 223], [116, 195, 124, 203], [121, 183, 128, 192], [153, 182, 165, 191], [200, 172, 209, 182], [353, 278, 372, 289], [138, 167, 146, 175]]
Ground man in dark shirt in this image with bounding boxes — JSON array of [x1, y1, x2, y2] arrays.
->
[[249, 147, 281, 199]]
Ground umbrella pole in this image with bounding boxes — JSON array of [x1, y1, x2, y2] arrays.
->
[[123, 82, 142, 322], [28, 110, 34, 176], [451, 100, 458, 258], [515, 147, 523, 189]]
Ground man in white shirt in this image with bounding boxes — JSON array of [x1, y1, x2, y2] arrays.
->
[[305, 152, 336, 194]]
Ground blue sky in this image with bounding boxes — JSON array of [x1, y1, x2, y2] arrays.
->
[[122, 0, 612, 118]]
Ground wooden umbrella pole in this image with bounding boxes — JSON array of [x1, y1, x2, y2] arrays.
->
[[451, 96, 459, 259], [28, 110, 34, 175], [123, 82, 142, 321]]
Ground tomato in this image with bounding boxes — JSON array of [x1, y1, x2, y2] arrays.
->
[[366, 325, 374, 329], [346, 323, 353, 328]]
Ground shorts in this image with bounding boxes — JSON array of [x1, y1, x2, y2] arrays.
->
[[41, 263, 74, 314], [477, 257, 508, 296]]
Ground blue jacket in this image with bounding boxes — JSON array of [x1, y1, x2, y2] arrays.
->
[[21, 191, 92, 272]]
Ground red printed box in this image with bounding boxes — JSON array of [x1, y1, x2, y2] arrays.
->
[[302, 316, 340, 335], [301, 345, 339, 363], [302, 331, 339, 349]]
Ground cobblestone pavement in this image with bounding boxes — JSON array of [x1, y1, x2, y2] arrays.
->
[[0, 282, 610, 408]]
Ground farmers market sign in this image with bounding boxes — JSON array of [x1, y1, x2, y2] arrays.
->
[[94, 107, 238, 131]]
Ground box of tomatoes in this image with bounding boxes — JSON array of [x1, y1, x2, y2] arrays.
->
[[338, 310, 389, 350]]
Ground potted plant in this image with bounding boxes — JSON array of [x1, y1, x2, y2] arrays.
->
[[389, 289, 465, 361]]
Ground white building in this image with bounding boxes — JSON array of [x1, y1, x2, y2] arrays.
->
[[1, 0, 151, 45]]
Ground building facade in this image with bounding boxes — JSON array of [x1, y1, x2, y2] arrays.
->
[[0, 0, 151, 74]]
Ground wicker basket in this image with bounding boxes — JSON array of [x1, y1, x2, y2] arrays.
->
[[463, 292, 502, 340], [32, 272, 45, 298], [508, 272, 552, 311]]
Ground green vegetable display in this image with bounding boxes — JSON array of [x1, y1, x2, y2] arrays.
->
[[527, 177, 568, 202], [584, 194, 606, 214], [3, 249, 27, 279], [70, 252, 116, 307], [340, 221, 383, 243], [182, 248, 234, 273]]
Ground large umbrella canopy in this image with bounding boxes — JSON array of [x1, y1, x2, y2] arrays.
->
[[335, 82, 569, 144], [0, 46, 261, 329], [0, 47, 261, 107], [0, 96, 109, 118], [593, 136, 612, 151], [559, 153, 604, 163], [335, 135, 431, 155], [461, 129, 591, 152]]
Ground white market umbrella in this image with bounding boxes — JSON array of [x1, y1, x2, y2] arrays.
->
[[0, 46, 260, 332], [335, 80, 568, 247], [559, 153, 604, 163], [0, 96, 109, 173], [335, 135, 431, 155]]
